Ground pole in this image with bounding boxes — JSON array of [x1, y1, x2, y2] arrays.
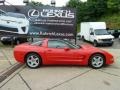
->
[[11, 35, 14, 47]]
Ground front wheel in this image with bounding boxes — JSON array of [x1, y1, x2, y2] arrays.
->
[[25, 53, 42, 69], [93, 40, 98, 47], [109, 43, 113, 46], [89, 54, 105, 69]]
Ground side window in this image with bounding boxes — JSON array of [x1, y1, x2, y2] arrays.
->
[[48, 40, 69, 48]]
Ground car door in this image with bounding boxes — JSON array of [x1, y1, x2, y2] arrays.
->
[[45, 40, 82, 65]]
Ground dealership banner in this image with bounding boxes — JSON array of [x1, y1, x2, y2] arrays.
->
[[0, 6, 76, 38]]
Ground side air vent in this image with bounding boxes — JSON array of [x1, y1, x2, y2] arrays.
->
[[21, 27, 26, 32]]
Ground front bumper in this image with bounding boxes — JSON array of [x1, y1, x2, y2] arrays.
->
[[97, 39, 114, 45], [98, 41, 113, 44], [106, 56, 114, 65]]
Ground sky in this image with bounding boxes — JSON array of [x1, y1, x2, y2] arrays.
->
[[4, 0, 87, 7]]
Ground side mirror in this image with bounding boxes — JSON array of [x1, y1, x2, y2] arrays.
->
[[64, 47, 70, 51], [90, 32, 94, 35]]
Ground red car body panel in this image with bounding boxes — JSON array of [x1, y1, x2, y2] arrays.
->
[[14, 39, 114, 66]]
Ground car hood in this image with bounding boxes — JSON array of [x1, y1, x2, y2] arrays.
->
[[81, 44, 96, 49], [0, 16, 29, 23], [80, 44, 112, 55]]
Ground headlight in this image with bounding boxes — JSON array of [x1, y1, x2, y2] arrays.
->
[[111, 38, 114, 41]]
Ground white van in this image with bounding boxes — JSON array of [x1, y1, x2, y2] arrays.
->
[[80, 22, 114, 46]]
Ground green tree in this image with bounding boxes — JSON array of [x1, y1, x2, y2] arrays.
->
[[87, 0, 107, 20], [28, 1, 43, 6], [77, 2, 90, 22], [107, 0, 120, 13], [66, 0, 88, 23], [66, 0, 107, 23], [66, 0, 80, 8]]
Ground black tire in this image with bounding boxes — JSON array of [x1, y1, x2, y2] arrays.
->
[[93, 40, 98, 47], [1, 42, 7, 45], [25, 53, 42, 69], [1, 42, 11, 45], [16, 40, 20, 45], [89, 54, 105, 69], [109, 43, 113, 46]]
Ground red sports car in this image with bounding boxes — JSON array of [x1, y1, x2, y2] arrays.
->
[[14, 38, 114, 69]]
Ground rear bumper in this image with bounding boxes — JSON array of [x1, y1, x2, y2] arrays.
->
[[14, 49, 26, 63]]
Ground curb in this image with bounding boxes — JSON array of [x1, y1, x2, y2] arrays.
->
[[0, 63, 23, 83]]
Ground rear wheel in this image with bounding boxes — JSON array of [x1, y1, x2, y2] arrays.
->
[[25, 53, 42, 69], [89, 54, 105, 69], [16, 40, 20, 45]]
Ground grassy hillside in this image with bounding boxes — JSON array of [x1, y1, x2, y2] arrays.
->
[[99, 13, 120, 29]]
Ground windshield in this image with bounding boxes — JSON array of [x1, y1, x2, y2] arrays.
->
[[63, 40, 80, 49], [30, 40, 43, 46], [95, 29, 109, 35], [5, 12, 26, 19]]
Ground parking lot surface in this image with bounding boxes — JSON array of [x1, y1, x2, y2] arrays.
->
[[0, 39, 120, 90], [0, 45, 17, 73]]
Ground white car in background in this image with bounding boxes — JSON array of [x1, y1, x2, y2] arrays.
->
[[0, 12, 29, 34]]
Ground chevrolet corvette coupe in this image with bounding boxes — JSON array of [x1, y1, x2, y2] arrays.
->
[[14, 38, 114, 69]]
